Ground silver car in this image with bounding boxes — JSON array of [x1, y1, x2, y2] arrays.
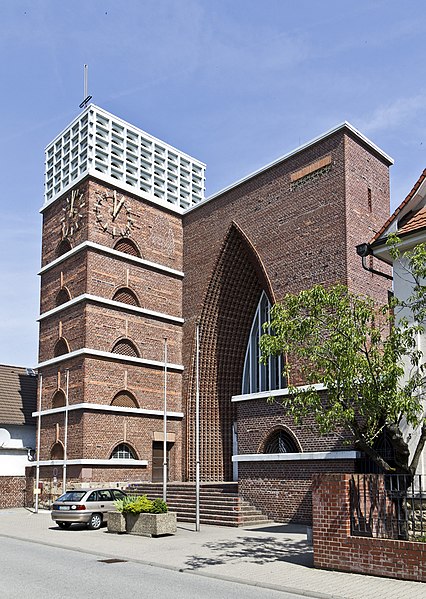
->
[[51, 488, 127, 530]]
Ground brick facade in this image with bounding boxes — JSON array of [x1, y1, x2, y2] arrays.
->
[[182, 128, 391, 483], [312, 474, 426, 582], [0, 476, 29, 509], [37, 119, 392, 523], [38, 177, 184, 484]]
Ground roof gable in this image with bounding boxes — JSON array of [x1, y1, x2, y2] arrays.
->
[[371, 168, 426, 243], [0, 364, 37, 426]]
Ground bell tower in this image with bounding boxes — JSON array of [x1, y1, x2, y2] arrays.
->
[[36, 105, 205, 490]]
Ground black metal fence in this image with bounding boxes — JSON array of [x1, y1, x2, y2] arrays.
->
[[350, 474, 426, 540]]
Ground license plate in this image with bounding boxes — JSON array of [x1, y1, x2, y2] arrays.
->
[[58, 506, 70, 511]]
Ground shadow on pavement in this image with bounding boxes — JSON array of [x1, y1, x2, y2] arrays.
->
[[184, 535, 313, 570]]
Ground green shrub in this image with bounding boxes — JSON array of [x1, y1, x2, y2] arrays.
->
[[114, 494, 169, 514], [122, 494, 153, 514], [151, 498, 168, 513], [113, 495, 135, 513]]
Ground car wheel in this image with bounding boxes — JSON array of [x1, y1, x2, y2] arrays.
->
[[57, 522, 71, 529], [88, 513, 103, 530]]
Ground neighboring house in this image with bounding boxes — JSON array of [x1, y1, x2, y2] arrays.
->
[[359, 168, 426, 474], [0, 364, 37, 476]]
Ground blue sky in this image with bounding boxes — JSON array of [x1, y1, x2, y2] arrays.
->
[[1, 0, 425, 367]]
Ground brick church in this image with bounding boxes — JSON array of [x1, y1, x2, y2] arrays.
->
[[35, 105, 391, 522]]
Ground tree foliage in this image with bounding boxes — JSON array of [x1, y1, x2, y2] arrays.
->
[[260, 282, 426, 474]]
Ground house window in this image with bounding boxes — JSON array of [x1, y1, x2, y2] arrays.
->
[[110, 443, 136, 459], [242, 292, 285, 394]]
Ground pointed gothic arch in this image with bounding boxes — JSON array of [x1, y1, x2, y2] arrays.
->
[[186, 222, 274, 482], [242, 291, 285, 394], [112, 287, 140, 307], [56, 239, 72, 257], [111, 390, 139, 408], [52, 389, 66, 409], [111, 338, 140, 358], [110, 442, 137, 460], [260, 426, 301, 454], [56, 287, 71, 307], [54, 337, 70, 357], [114, 237, 141, 257], [50, 441, 64, 460]]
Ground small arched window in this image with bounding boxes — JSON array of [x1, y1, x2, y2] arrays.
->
[[52, 389, 66, 408], [56, 287, 71, 307], [56, 239, 72, 257], [110, 443, 136, 459], [111, 391, 139, 408], [242, 292, 286, 394], [112, 338, 139, 358], [264, 429, 299, 454], [114, 238, 141, 257], [112, 287, 140, 307], [50, 441, 64, 460], [54, 337, 70, 357]]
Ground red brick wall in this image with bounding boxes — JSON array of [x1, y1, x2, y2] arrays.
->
[[312, 474, 426, 582], [183, 127, 391, 482], [239, 460, 355, 524], [0, 476, 29, 509], [38, 177, 184, 485]]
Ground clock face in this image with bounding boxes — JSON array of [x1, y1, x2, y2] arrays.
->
[[94, 190, 133, 237], [60, 188, 85, 238]]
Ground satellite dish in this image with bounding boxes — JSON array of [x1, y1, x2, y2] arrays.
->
[[0, 428, 11, 444]]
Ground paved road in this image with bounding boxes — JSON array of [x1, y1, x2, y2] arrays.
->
[[1, 509, 425, 599], [1, 536, 315, 599]]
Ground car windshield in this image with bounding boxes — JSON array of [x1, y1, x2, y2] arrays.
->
[[56, 491, 86, 502]]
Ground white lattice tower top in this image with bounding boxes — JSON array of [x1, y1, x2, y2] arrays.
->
[[44, 105, 206, 213]]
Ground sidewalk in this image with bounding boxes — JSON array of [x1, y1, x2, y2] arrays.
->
[[0, 508, 425, 599]]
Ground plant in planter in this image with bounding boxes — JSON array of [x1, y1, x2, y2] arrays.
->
[[107, 495, 176, 537]]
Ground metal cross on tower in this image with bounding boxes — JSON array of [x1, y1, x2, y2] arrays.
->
[[79, 64, 92, 109]]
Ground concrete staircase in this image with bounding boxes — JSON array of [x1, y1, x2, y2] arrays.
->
[[125, 482, 271, 527]]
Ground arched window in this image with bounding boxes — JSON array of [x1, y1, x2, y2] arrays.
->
[[242, 292, 285, 394], [56, 287, 71, 307], [112, 287, 140, 307], [52, 389, 66, 408], [263, 429, 299, 454], [111, 391, 139, 408], [110, 443, 136, 459], [50, 441, 64, 460], [54, 337, 70, 357], [114, 238, 141, 257], [56, 239, 72, 257], [112, 338, 140, 357]]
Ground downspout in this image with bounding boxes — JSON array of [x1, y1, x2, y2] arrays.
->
[[356, 243, 393, 281]]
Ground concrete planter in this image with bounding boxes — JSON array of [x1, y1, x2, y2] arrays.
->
[[126, 512, 177, 537], [107, 511, 126, 533], [107, 511, 177, 537]]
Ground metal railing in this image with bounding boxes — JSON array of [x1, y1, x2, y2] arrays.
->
[[350, 474, 426, 540]]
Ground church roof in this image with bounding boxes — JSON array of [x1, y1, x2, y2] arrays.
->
[[0, 364, 37, 426]]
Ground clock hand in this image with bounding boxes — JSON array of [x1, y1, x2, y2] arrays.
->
[[113, 197, 125, 219]]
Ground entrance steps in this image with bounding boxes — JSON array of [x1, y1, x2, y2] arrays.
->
[[125, 482, 271, 527]]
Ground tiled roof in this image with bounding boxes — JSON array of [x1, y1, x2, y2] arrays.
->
[[0, 364, 37, 426], [370, 168, 426, 243], [399, 206, 426, 235]]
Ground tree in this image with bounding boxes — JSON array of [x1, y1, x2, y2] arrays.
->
[[260, 283, 426, 475]]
